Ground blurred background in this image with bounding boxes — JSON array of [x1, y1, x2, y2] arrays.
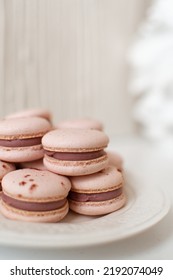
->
[[0, 0, 152, 138]]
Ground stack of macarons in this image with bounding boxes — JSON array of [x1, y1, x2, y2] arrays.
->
[[0, 108, 126, 223]]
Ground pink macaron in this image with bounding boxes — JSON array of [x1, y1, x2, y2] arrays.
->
[[0, 168, 71, 223], [19, 159, 47, 171], [69, 166, 126, 215], [5, 108, 52, 123], [56, 118, 103, 131], [0, 117, 51, 162], [42, 128, 109, 176], [107, 150, 123, 171], [0, 160, 16, 192]]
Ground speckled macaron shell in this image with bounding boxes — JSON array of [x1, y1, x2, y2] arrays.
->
[[42, 128, 109, 176], [0, 117, 51, 162], [0, 160, 16, 192], [0, 169, 71, 222], [69, 166, 126, 215], [0, 160, 16, 180], [20, 159, 47, 171], [56, 118, 103, 131], [5, 108, 52, 123], [107, 150, 123, 171]]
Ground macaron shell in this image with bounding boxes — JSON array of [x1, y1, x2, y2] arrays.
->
[[0, 199, 69, 223], [56, 118, 103, 131], [5, 108, 52, 122], [0, 144, 44, 163], [70, 166, 123, 193], [107, 150, 123, 171], [0, 160, 16, 179], [42, 128, 109, 152], [43, 154, 109, 176], [0, 117, 51, 139], [20, 159, 47, 171], [2, 169, 71, 201], [0, 160, 16, 191], [69, 192, 126, 215]]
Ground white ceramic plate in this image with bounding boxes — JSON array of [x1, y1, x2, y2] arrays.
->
[[0, 173, 170, 248]]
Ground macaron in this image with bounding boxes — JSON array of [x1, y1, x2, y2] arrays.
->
[[68, 166, 126, 215], [56, 118, 103, 131], [0, 160, 16, 192], [19, 159, 47, 171], [5, 108, 52, 123], [0, 117, 51, 162], [0, 169, 71, 222], [42, 128, 109, 176], [107, 150, 123, 171]]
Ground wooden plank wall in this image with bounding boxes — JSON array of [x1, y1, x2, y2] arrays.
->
[[0, 0, 150, 137]]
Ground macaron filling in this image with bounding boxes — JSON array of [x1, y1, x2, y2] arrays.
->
[[0, 137, 42, 148], [1, 193, 66, 212], [45, 150, 106, 161], [69, 187, 123, 202]]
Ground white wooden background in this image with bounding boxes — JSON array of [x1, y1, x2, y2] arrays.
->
[[0, 0, 150, 137]]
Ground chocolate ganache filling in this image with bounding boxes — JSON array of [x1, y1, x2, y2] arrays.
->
[[45, 150, 106, 161], [0, 137, 42, 147], [69, 187, 123, 202], [1, 193, 66, 212]]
